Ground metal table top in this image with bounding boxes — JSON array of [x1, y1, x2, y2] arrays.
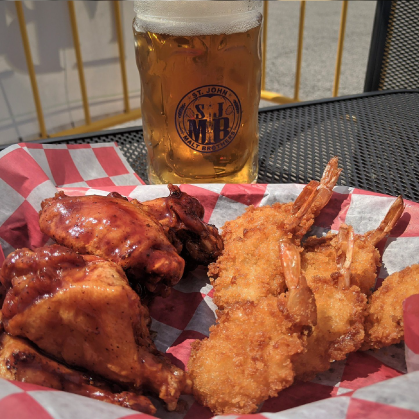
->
[[33, 89, 419, 203]]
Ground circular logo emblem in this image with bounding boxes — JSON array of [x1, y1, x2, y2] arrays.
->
[[175, 85, 242, 153]]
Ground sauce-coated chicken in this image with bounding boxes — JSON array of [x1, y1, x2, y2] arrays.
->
[[140, 184, 223, 268], [0, 333, 156, 415], [108, 184, 223, 269], [39, 191, 185, 295], [1, 245, 192, 411]]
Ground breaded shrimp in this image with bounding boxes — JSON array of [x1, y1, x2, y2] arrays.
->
[[188, 241, 316, 415], [362, 264, 419, 351], [302, 196, 404, 295], [295, 225, 367, 381], [210, 157, 342, 309], [222, 157, 341, 244]]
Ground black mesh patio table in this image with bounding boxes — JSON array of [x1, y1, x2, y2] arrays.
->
[[34, 89, 419, 203]]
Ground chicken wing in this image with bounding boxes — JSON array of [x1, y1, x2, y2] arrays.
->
[[0, 333, 156, 415], [0, 282, 5, 333], [138, 184, 223, 268], [38, 191, 185, 295], [209, 157, 341, 309], [1, 245, 191, 411], [362, 264, 419, 350], [188, 241, 316, 415], [0, 282, 4, 305]]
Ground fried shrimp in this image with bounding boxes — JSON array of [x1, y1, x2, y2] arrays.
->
[[222, 157, 341, 244], [188, 241, 316, 415], [362, 264, 419, 351], [293, 197, 404, 379], [295, 225, 367, 381], [209, 157, 342, 309], [302, 196, 404, 295]]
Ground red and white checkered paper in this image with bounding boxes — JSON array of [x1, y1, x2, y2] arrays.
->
[[1, 143, 419, 419]]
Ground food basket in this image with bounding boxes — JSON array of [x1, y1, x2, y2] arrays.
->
[[0, 143, 418, 419]]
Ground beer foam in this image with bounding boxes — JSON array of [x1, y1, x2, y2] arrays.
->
[[133, 1, 262, 36]]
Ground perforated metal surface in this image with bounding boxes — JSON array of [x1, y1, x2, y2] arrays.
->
[[42, 91, 419, 202], [380, 2, 419, 90], [257, 91, 419, 204]]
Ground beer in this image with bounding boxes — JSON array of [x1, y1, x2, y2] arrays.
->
[[133, 1, 262, 184]]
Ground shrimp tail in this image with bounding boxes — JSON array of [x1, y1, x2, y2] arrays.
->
[[285, 183, 320, 231], [280, 241, 317, 327], [364, 196, 404, 246], [335, 224, 355, 290], [292, 181, 320, 215], [310, 156, 342, 219], [289, 157, 342, 240]]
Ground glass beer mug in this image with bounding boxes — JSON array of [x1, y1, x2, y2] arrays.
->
[[133, 1, 262, 184]]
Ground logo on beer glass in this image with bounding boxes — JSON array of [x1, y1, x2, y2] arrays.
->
[[175, 85, 242, 153]]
